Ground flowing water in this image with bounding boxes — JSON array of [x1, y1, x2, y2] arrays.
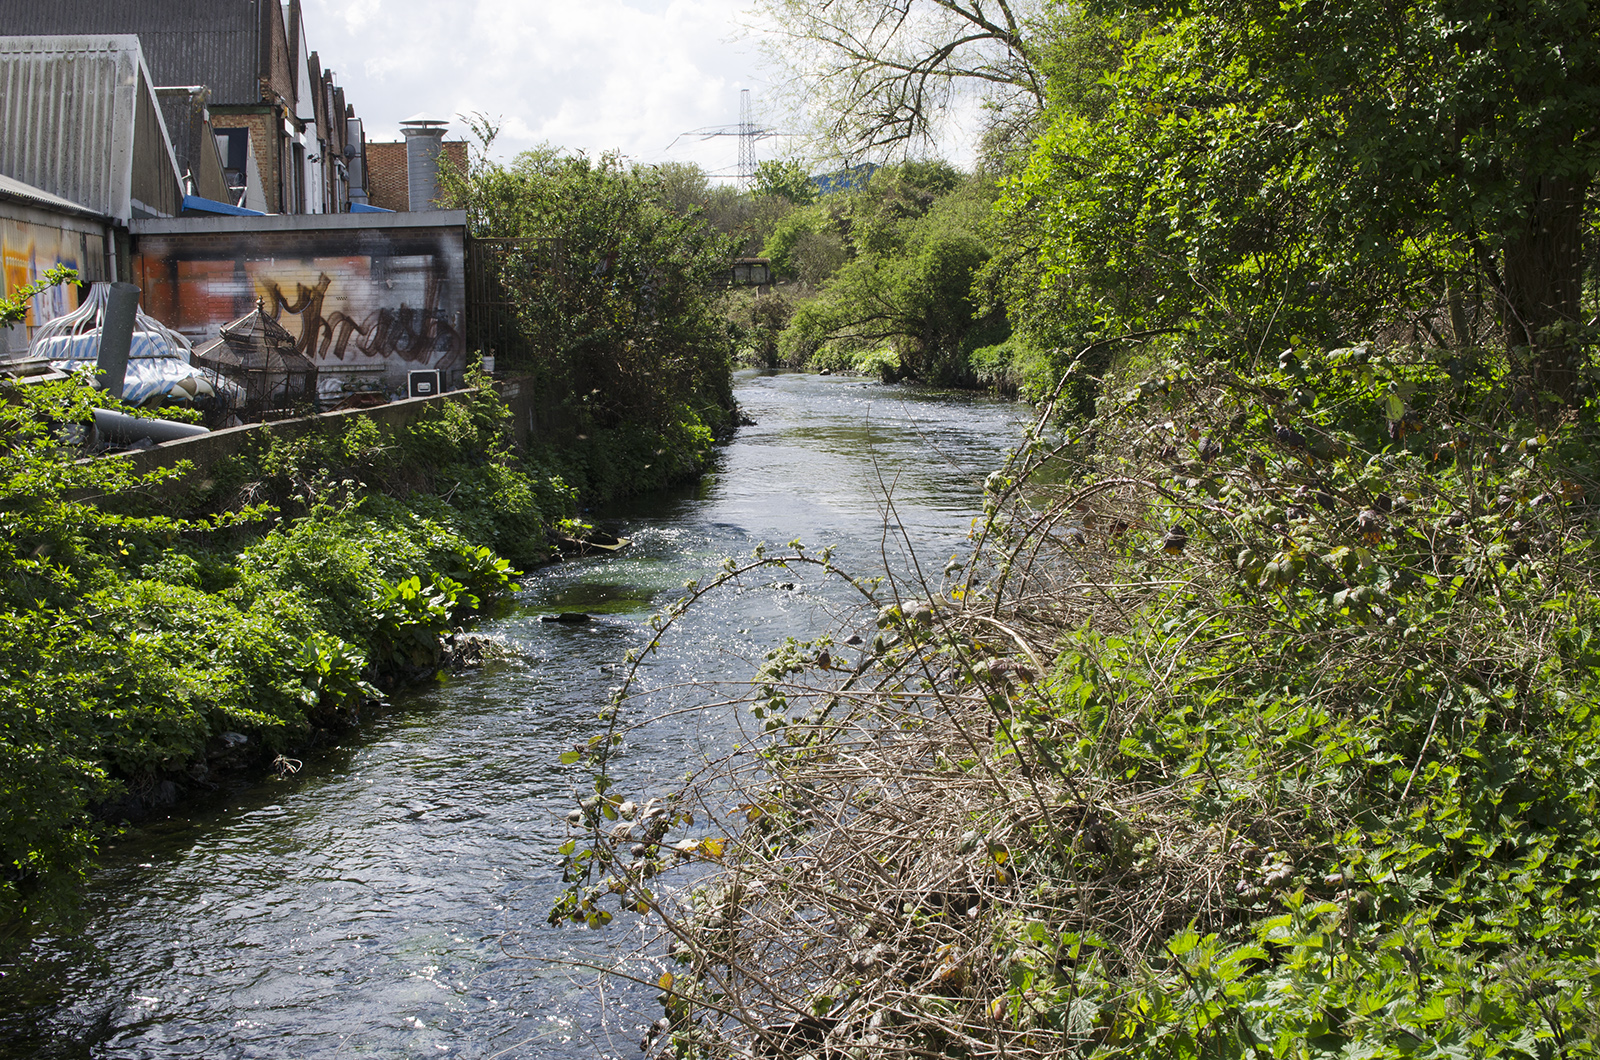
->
[[1, 371, 1033, 1059]]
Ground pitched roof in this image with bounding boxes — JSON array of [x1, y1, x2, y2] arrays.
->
[[1, 1, 265, 106], [0, 35, 184, 222], [0, 173, 110, 220]]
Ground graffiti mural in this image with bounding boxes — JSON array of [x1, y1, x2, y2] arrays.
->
[[257, 261, 458, 366], [1, 213, 108, 357], [130, 216, 467, 398]]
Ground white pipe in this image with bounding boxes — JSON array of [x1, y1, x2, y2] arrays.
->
[[92, 407, 209, 445]]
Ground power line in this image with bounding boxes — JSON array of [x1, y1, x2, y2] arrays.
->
[[667, 89, 786, 188]]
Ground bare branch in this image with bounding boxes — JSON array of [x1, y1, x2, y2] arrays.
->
[[758, 0, 1048, 159]]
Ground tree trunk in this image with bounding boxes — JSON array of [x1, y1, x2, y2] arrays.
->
[[1501, 174, 1591, 403]]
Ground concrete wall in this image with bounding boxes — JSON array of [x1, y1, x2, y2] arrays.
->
[[114, 386, 473, 482], [129, 211, 468, 399], [114, 377, 569, 485]]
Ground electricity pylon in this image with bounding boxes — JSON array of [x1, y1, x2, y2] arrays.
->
[[671, 89, 785, 188]]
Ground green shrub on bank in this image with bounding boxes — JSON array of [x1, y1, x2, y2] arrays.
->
[[577, 338, 1600, 1057], [0, 377, 228, 930], [967, 332, 1072, 402], [994, 345, 1600, 1055], [535, 401, 723, 504], [0, 375, 542, 937], [191, 371, 578, 566], [978, 346, 1600, 1053], [1, 355, 732, 940], [441, 138, 739, 438]]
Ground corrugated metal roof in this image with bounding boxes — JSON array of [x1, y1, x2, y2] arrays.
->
[[0, 36, 138, 221], [0, 173, 110, 220], [0, 2, 262, 106], [0, 35, 183, 223]]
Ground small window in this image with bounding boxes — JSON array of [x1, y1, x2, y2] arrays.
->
[[214, 127, 249, 172]]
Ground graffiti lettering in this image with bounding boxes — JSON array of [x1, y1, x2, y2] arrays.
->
[[130, 224, 468, 382], [260, 263, 461, 369], [3, 217, 104, 354]]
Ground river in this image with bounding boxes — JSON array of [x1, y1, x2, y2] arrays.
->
[[0, 371, 1033, 1059]]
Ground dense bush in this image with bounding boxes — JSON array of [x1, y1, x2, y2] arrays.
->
[[762, 204, 849, 287], [0, 373, 544, 939], [535, 402, 721, 504], [441, 130, 738, 438], [751, 162, 1009, 383], [558, 335, 1600, 1057]]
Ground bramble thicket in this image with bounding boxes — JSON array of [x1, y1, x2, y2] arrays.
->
[[549, 1, 1600, 1056]]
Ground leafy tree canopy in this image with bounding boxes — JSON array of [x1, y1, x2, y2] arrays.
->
[[753, 158, 819, 206], [771, 164, 1006, 382], [997, 0, 1600, 405], [441, 124, 738, 431]]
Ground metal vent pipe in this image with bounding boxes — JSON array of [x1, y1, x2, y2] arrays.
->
[[96, 282, 142, 399], [401, 117, 448, 211], [92, 407, 209, 445]]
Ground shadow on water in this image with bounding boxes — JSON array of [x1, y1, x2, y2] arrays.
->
[[0, 371, 1033, 1059]]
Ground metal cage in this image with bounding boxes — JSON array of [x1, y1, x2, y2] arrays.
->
[[192, 299, 318, 419]]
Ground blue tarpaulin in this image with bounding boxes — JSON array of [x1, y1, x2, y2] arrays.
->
[[181, 194, 266, 217]]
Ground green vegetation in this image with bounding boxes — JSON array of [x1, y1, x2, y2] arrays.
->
[[0, 265, 76, 327], [745, 161, 1010, 384], [0, 146, 746, 937], [0, 365, 564, 939], [442, 124, 739, 446], [753, 157, 819, 206], [991, 0, 1600, 411], [564, 338, 1600, 1059], [552, 2, 1600, 1056]]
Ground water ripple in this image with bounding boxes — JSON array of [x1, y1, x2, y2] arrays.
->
[[0, 372, 1031, 1058]]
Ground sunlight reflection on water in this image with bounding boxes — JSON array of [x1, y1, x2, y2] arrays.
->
[[0, 372, 1032, 1059]]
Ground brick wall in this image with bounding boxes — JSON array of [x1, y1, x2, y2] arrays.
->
[[212, 109, 281, 213], [365, 140, 468, 212], [366, 141, 407, 211], [441, 141, 468, 193]]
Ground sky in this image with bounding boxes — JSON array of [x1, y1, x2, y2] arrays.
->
[[300, 0, 985, 183], [302, 0, 788, 182]]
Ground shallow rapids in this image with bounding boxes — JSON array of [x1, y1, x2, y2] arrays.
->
[[1, 371, 1032, 1058]]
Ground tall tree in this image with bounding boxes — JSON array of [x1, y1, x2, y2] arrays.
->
[[754, 158, 820, 205], [1000, 0, 1600, 402], [759, 0, 1049, 157], [442, 131, 738, 429]]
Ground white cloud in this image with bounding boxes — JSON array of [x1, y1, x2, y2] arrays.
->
[[337, 0, 382, 32], [305, 0, 770, 180], [303, 0, 981, 179]]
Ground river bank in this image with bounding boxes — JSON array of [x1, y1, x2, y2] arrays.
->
[[0, 366, 737, 942], [0, 371, 1033, 1058], [595, 351, 1600, 1058]]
